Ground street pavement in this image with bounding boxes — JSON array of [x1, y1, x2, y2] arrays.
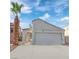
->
[[11, 45, 69, 59]]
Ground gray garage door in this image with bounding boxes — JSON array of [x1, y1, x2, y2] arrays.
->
[[34, 32, 62, 45]]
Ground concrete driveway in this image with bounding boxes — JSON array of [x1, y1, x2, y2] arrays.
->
[[11, 45, 69, 59]]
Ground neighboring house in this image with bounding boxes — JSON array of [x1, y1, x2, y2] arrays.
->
[[10, 23, 22, 44], [10, 23, 14, 44], [64, 26, 69, 45], [22, 28, 32, 44], [32, 19, 65, 45]]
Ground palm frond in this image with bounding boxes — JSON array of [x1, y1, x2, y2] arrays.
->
[[11, 2, 16, 8], [11, 2, 23, 16], [19, 4, 23, 13]]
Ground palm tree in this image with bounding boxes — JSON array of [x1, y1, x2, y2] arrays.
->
[[11, 2, 23, 45]]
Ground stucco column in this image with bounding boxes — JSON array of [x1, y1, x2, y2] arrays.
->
[[61, 32, 65, 44], [22, 31, 25, 44], [32, 31, 35, 44]]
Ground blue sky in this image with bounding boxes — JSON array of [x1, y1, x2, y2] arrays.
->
[[10, 0, 69, 29]]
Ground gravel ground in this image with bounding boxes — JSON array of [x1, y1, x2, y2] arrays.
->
[[11, 45, 69, 59]]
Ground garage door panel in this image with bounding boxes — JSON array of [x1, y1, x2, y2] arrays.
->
[[35, 33, 62, 45]]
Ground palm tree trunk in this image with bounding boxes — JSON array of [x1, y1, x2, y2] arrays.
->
[[13, 16, 19, 45]]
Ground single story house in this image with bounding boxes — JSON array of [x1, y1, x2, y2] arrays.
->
[[32, 19, 65, 45]]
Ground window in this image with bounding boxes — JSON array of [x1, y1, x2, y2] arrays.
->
[[10, 28, 13, 33]]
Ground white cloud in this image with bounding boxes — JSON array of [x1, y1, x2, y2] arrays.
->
[[36, 5, 51, 12], [55, 16, 69, 28], [39, 13, 50, 20], [54, 0, 68, 14], [35, 0, 68, 15], [44, 13, 50, 18], [35, 0, 41, 6], [21, 5, 32, 13], [60, 16, 69, 21], [35, 0, 52, 12], [36, 6, 45, 12], [20, 22, 30, 29]]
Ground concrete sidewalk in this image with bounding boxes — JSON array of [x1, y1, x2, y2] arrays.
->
[[11, 45, 69, 59]]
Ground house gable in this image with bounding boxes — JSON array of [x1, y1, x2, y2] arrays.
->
[[32, 18, 64, 32]]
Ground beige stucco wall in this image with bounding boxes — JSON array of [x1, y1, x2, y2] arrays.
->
[[64, 27, 69, 44], [64, 27, 69, 36]]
